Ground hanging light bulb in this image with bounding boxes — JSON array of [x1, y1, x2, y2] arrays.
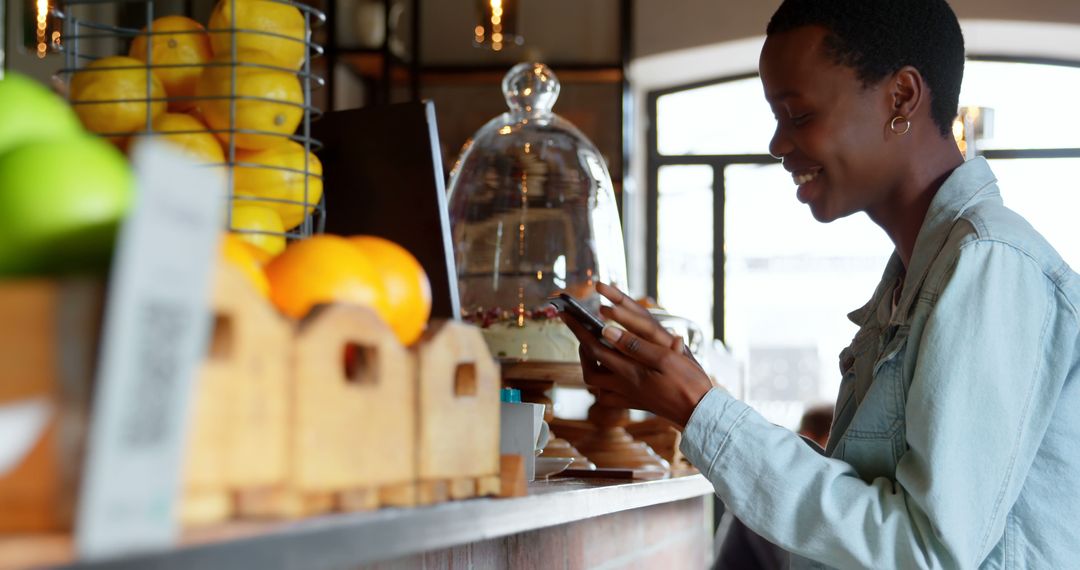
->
[[474, 0, 523, 52], [24, 0, 62, 58], [36, 0, 50, 58]]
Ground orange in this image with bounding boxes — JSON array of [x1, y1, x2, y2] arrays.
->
[[228, 204, 286, 260], [69, 56, 166, 145], [128, 16, 212, 111], [233, 140, 322, 230], [150, 113, 225, 165], [196, 49, 303, 150], [220, 232, 270, 297], [208, 0, 307, 70], [347, 236, 432, 345], [264, 235, 390, 321]]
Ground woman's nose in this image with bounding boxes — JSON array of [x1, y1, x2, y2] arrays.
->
[[769, 124, 792, 160]]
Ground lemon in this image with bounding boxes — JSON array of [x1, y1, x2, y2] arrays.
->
[[70, 56, 166, 145], [209, 0, 307, 70], [233, 140, 322, 230], [128, 16, 213, 111], [196, 49, 302, 151], [151, 112, 225, 165], [228, 204, 286, 259]]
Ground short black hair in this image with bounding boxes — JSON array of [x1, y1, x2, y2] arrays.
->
[[767, 0, 965, 138]]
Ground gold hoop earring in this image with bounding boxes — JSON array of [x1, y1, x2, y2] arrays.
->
[[890, 115, 911, 135]]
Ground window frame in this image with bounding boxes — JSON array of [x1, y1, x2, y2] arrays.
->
[[645, 55, 1080, 342]]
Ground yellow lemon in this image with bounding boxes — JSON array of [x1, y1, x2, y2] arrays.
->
[[228, 204, 286, 259], [69, 56, 166, 145], [196, 49, 302, 150], [151, 113, 225, 165], [220, 232, 270, 297], [128, 16, 212, 111], [233, 140, 322, 230], [209, 0, 307, 70]]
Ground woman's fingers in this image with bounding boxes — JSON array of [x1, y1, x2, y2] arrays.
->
[[599, 303, 676, 348], [599, 325, 671, 372], [562, 314, 640, 386], [560, 312, 603, 352], [576, 341, 636, 396], [595, 282, 676, 347], [596, 282, 652, 318]]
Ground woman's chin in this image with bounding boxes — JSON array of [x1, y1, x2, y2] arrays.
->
[[806, 200, 832, 222]]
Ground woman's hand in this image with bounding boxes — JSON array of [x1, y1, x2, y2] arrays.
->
[[559, 282, 714, 429]]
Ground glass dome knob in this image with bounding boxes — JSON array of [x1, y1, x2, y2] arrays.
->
[[502, 62, 560, 117]]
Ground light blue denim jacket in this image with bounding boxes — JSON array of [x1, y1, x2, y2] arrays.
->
[[681, 158, 1080, 569]]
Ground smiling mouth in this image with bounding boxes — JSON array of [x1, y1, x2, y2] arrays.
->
[[792, 169, 822, 186]]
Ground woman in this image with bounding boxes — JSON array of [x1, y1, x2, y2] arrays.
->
[[561, 0, 1080, 567]]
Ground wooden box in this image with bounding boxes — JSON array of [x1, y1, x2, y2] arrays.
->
[[180, 264, 293, 525], [0, 279, 103, 532], [289, 304, 416, 505], [415, 321, 501, 500]]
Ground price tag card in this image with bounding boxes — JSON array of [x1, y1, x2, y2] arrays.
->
[[75, 142, 225, 560]]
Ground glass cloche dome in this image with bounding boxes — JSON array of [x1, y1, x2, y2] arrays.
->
[[447, 62, 628, 363]]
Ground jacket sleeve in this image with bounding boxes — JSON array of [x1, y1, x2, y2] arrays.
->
[[681, 240, 1067, 568]]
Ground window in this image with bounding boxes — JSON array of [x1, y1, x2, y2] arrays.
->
[[647, 58, 1080, 428]]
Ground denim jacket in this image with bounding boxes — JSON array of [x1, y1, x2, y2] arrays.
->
[[682, 158, 1080, 569]]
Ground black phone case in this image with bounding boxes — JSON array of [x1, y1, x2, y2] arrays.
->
[[548, 294, 606, 338]]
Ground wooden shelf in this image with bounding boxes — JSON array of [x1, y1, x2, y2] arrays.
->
[[333, 52, 624, 87], [421, 65, 623, 86], [0, 475, 712, 569], [336, 52, 414, 84]]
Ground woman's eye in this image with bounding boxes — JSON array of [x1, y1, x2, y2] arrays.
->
[[791, 113, 812, 127]]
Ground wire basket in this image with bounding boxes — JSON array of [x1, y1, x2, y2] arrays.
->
[[54, 0, 326, 250]]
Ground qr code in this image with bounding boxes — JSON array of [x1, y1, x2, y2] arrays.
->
[[123, 300, 191, 448]]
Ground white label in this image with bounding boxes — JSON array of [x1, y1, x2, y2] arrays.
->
[[76, 142, 225, 560]]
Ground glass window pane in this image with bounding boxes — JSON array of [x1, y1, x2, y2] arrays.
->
[[724, 164, 893, 428], [656, 76, 774, 156], [657, 165, 714, 340], [987, 158, 1080, 268], [960, 61, 1080, 150]]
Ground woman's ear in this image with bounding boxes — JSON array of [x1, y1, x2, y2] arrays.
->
[[890, 65, 926, 119]]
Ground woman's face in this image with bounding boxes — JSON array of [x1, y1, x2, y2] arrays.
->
[[759, 25, 898, 223]]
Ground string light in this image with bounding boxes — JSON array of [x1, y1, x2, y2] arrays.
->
[[474, 0, 521, 51], [36, 0, 49, 58]]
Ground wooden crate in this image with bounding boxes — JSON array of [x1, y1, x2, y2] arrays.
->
[[415, 321, 501, 501], [240, 303, 417, 516], [180, 264, 293, 525], [0, 279, 104, 532]]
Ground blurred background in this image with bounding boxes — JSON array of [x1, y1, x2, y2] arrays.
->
[[4, 0, 1079, 430]]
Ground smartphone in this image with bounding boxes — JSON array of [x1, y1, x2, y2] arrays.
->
[[548, 293, 607, 339]]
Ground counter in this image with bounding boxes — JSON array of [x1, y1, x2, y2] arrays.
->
[[1, 474, 716, 569]]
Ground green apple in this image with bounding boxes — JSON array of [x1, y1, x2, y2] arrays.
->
[[0, 73, 84, 157], [0, 136, 133, 276]]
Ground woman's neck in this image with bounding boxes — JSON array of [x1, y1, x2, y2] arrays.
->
[[868, 139, 964, 268]]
